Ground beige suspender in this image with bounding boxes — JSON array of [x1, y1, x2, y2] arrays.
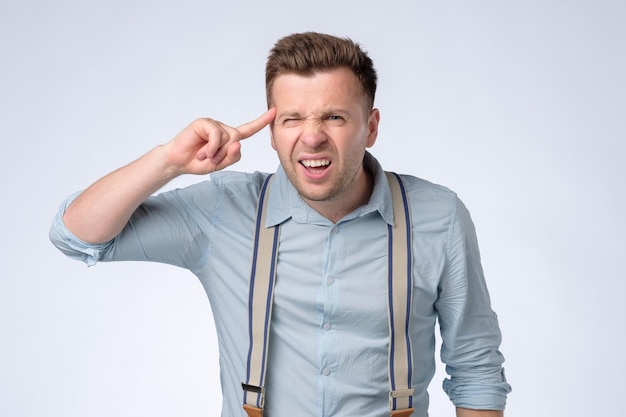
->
[[242, 175, 279, 415], [242, 172, 414, 417], [386, 172, 415, 417]]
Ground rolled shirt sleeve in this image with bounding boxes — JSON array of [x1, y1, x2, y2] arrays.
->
[[49, 183, 213, 270], [49, 192, 113, 266], [437, 197, 512, 409]]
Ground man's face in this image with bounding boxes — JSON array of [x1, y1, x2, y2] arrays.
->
[[270, 67, 379, 212]]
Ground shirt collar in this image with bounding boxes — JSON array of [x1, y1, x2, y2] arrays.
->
[[265, 152, 395, 227]]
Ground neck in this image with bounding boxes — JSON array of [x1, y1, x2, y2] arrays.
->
[[305, 166, 374, 223]]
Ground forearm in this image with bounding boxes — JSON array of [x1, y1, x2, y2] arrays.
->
[[456, 408, 503, 417], [63, 145, 179, 243], [61, 110, 275, 244]]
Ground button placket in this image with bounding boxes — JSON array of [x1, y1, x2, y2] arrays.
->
[[319, 223, 341, 405]]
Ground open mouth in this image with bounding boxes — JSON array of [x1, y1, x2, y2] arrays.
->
[[300, 159, 331, 171]]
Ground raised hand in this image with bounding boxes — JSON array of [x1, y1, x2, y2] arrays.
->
[[63, 108, 276, 243], [163, 108, 276, 175]]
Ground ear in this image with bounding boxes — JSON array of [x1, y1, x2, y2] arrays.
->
[[365, 108, 380, 148]]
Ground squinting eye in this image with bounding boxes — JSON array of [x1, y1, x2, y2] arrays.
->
[[279, 118, 300, 127], [327, 115, 345, 125]]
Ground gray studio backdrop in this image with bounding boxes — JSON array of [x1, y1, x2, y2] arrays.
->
[[1, 1, 624, 416]]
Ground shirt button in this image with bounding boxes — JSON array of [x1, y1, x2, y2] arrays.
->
[[322, 368, 331, 376], [331, 227, 339, 235], [323, 322, 331, 330], [326, 277, 335, 285]]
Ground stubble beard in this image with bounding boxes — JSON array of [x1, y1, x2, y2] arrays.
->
[[281, 154, 364, 204]]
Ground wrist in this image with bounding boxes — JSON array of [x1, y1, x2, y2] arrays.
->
[[152, 144, 185, 182]]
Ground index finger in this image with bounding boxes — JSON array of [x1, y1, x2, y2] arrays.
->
[[236, 107, 276, 140]]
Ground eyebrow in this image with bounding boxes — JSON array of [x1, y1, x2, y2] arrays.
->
[[277, 109, 351, 120], [276, 111, 304, 119]]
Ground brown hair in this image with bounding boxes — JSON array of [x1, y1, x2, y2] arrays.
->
[[265, 32, 377, 110]]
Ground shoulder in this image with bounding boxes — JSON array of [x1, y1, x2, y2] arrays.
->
[[392, 173, 468, 234], [166, 171, 271, 199], [209, 170, 271, 187], [396, 174, 482, 247], [149, 171, 272, 215], [396, 173, 459, 208]]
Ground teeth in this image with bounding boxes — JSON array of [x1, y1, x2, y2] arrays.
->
[[301, 159, 330, 168]]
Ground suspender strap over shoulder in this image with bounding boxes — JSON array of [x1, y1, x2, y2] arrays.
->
[[386, 172, 415, 416], [242, 172, 414, 417], [242, 175, 280, 416]]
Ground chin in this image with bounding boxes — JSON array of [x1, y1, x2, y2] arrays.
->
[[293, 184, 330, 202]]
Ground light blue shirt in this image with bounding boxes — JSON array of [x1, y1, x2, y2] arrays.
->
[[50, 153, 511, 417]]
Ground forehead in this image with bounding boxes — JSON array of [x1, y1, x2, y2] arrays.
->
[[271, 67, 366, 108]]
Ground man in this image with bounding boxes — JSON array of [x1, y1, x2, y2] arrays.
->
[[50, 32, 511, 416]]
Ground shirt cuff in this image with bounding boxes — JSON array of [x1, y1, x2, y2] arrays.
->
[[49, 192, 113, 266], [442, 368, 511, 410]]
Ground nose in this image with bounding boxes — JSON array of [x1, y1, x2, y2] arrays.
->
[[299, 118, 327, 148]]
